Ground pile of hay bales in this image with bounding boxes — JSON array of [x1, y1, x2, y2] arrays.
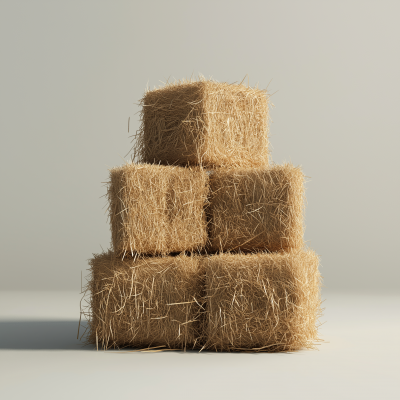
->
[[82, 77, 322, 352]]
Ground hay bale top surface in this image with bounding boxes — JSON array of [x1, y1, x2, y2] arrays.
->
[[133, 77, 270, 168], [142, 78, 267, 103], [110, 161, 194, 175]]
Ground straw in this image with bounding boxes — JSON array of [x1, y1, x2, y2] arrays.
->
[[203, 249, 322, 352], [108, 162, 209, 256], [131, 77, 270, 168], [208, 163, 305, 253], [85, 251, 205, 350]]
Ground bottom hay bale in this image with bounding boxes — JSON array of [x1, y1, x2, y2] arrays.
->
[[203, 249, 322, 352], [85, 251, 204, 350]]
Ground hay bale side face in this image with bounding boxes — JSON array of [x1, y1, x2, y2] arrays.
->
[[140, 82, 205, 166], [87, 252, 205, 350], [208, 164, 305, 253], [108, 163, 209, 256], [166, 168, 209, 251], [133, 79, 270, 168], [109, 164, 168, 256], [204, 250, 321, 352], [201, 81, 269, 168]]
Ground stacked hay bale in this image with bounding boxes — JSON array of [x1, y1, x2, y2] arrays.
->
[[85, 78, 322, 352]]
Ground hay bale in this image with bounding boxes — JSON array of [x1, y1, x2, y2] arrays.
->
[[86, 251, 205, 350], [108, 162, 209, 257], [203, 249, 321, 352], [132, 78, 270, 168], [208, 163, 305, 253]]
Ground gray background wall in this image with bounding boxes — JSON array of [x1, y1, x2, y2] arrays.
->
[[1, 0, 399, 292]]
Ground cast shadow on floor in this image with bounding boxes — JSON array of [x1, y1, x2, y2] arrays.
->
[[0, 320, 93, 350]]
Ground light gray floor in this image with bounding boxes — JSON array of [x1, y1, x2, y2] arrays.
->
[[0, 291, 399, 400]]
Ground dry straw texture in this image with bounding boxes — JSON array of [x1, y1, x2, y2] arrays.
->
[[132, 77, 270, 168], [86, 251, 205, 350], [203, 249, 321, 352], [208, 163, 305, 253], [108, 162, 209, 257]]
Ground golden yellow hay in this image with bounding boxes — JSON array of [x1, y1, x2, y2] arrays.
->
[[131, 77, 270, 168], [85, 251, 205, 350], [208, 163, 305, 253], [108, 162, 209, 257], [203, 249, 321, 352]]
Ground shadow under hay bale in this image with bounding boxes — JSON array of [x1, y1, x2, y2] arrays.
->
[[132, 78, 270, 168], [86, 251, 205, 350], [208, 163, 305, 253], [109, 163, 209, 257], [203, 250, 322, 352]]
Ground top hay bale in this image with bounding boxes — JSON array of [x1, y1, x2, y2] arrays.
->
[[132, 78, 270, 168]]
